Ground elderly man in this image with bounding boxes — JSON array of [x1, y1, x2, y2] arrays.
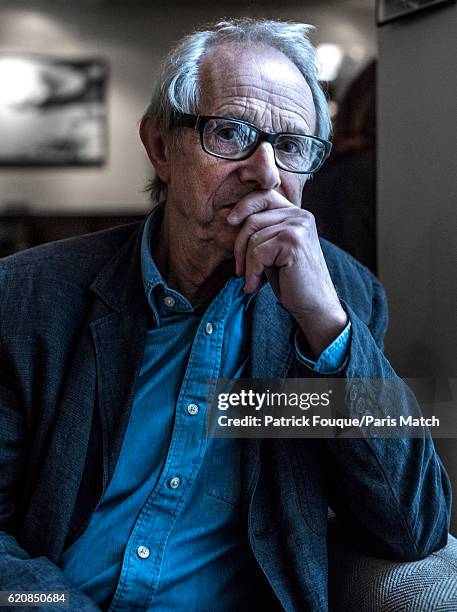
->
[[0, 18, 451, 612]]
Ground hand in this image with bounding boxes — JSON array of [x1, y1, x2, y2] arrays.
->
[[227, 189, 348, 357]]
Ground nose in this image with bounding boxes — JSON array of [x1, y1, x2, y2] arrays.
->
[[237, 142, 281, 190]]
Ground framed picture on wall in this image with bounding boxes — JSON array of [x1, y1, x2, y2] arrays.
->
[[0, 55, 108, 166], [377, 0, 455, 25]]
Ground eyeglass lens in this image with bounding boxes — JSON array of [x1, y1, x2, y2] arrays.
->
[[202, 118, 325, 173]]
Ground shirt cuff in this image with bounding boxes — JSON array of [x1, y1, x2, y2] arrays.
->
[[294, 321, 352, 374]]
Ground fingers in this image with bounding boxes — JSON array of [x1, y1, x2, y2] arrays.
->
[[244, 234, 283, 294], [233, 211, 287, 275], [226, 189, 318, 294], [244, 224, 305, 293], [234, 211, 313, 276], [227, 189, 293, 226]]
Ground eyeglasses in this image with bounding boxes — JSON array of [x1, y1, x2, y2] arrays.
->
[[173, 114, 332, 174]]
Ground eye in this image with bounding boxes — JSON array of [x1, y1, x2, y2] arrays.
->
[[216, 126, 240, 141], [276, 137, 303, 155]]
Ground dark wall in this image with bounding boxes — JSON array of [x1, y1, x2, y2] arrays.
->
[[378, 2, 457, 533]]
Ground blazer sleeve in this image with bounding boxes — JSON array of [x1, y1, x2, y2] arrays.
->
[[0, 342, 100, 611], [326, 275, 452, 560]]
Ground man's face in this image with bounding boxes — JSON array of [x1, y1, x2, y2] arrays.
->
[[161, 43, 317, 256]]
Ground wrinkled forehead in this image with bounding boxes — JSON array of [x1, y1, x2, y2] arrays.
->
[[197, 42, 316, 134]]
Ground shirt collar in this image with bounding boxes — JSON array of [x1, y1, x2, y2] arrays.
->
[[141, 205, 184, 325], [140, 205, 259, 326], [141, 205, 166, 293]]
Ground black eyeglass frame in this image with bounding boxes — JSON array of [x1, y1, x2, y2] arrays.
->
[[173, 113, 332, 175]]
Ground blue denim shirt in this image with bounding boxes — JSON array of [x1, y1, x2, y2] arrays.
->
[[60, 207, 350, 610]]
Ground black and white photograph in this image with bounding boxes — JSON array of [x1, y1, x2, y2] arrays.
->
[[0, 55, 107, 165], [377, 0, 454, 24]]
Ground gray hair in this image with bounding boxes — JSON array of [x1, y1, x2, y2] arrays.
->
[[144, 18, 331, 204]]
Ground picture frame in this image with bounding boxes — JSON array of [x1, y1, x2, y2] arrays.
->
[[377, 0, 455, 25], [0, 55, 108, 166]]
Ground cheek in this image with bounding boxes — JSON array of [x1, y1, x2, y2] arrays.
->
[[183, 156, 231, 201], [178, 136, 217, 177]]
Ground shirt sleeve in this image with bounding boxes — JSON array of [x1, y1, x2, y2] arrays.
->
[[293, 321, 352, 374]]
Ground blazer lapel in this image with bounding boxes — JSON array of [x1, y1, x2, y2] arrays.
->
[[249, 284, 295, 379], [24, 223, 149, 561], [88, 222, 150, 498], [23, 311, 102, 560], [241, 284, 296, 518]]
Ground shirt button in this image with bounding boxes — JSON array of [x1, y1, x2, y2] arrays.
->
[[164, 295, 176, 308], [169, 476, 181, 489], [187, 403, 199, 416], [205, 322, 214, 335], [137, 545, 150, 559]]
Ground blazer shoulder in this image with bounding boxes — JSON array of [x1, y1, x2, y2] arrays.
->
[[0, 221, 143, 282], [0, 222, 145, 336]]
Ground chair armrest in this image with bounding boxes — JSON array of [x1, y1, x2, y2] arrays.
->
[[328, 518, 457, 611]]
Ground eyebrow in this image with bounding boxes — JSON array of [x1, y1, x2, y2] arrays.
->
[[221, 114, 308, 135]]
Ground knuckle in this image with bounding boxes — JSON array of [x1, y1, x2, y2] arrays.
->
[[248, 230, 262, 247], [298, 210, 314, 226], [300, 208, 315, 221], [291, 213, 317, 237], [294, 219, 308, 234], [251, 243, 262, 259], [282, 227, 302, 246], [246, 213, 262, 232]]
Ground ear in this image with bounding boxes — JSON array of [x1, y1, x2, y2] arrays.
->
[[139, 115, 171, 184]]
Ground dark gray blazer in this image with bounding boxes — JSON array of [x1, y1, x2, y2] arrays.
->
[[0, 219, 451, 611]]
